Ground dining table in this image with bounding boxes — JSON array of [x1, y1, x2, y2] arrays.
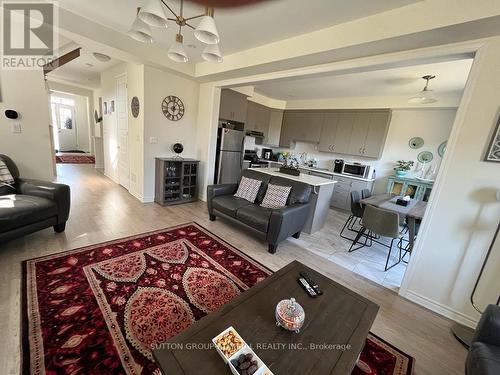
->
[[359, 193, 427, 252]]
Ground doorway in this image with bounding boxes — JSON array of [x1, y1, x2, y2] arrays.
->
[[116, 74, 130, 189]]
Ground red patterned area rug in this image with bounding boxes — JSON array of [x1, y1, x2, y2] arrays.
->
[[56, 154, 95, 164], [22, 222, 414, 375], [353, 332, 414, 375]]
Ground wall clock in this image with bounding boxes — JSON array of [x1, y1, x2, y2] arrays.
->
[[131, 96, 140, 118], [162, 95, 185, 121]]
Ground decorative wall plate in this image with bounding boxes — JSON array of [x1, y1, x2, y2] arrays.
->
[[417, 151, 434, 163], [409, 137, 424, 149], [438, 141, 447, 157], [131, 96, 140, 118], [162, 96, 185, 121]]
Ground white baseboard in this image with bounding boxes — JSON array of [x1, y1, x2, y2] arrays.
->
[[142, 195, 154, 203], [403, 290, 479, 328]]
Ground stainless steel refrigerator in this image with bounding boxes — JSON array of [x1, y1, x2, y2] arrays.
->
[[214, 128, 245, 184]]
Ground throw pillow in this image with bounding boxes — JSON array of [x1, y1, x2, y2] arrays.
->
[[234, 176, 262, 203], [261, 183, 292, 209], [0, 160, 15, 189]]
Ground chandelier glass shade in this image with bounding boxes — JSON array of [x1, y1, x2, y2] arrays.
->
[[408, 75, 437, 104], [128, 0, 222, 63], [127, 15, 153, 43]]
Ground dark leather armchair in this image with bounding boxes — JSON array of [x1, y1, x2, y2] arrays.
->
[[207, 170, 311, 253], [0, 154, 70, 243], [466, 304, 500, 375]]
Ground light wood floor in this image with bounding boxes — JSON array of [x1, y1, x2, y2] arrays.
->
[[0, 165, 467, 374]]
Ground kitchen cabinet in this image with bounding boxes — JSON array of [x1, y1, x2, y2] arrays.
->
[[347, 110, 391, 158], [246, 101, 271, 135], [265, 109, 284, 146], [279, 111, 323, 147], [330, 175, 374, 210], [318, 112, 355, 154], [219, 89, 248, 123]]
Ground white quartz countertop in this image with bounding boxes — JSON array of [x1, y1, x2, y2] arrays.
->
[[248, 167, 337, 186], [261, 162, 375, 182]]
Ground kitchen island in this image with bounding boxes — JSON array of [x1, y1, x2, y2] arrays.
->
[[249, 167, 336, 234]]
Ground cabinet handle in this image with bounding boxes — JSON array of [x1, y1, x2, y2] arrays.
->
[[362, 148, 366, 154], [331, 144, 335, 150], [359, 148, 363, 154]]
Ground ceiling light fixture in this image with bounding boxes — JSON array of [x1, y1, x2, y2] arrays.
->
[[128, 0, 222, 63], [408, 75, 437, 104], [92, 52, 111, 62], [127, 8, 153, 43]]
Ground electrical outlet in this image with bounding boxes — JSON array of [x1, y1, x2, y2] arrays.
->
[[149, 137, 158, 144], [11, 123, 22, 133]]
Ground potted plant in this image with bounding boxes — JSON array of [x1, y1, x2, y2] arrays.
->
[[394, 160, 414, 177]]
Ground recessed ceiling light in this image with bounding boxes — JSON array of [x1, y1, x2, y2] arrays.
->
[[85, 63, 94, 67], [92, 52, 111, 62]]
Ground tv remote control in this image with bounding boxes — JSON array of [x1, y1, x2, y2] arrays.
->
[[300, 272, 323, 295], [298, 277, 317, 297]]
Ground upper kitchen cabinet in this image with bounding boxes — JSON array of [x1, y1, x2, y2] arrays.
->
[[279, 111, 323, 147], [246, 101, 271, 135], [219, 89, 248, 123], [318, 112, 355, 154], [265, 109, 284, 146], [348, 110, 391, 158]]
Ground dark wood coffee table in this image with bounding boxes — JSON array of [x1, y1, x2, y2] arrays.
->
[[153, 260, 379, 374]]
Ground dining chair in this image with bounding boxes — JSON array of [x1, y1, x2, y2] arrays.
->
[[361, 189, 372, 199], [400, 219, 421, 263], [349, 204, 404, 271], [339, 191, 364, 240]]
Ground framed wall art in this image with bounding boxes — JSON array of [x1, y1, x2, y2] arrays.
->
[[485, 114, 500, 162]]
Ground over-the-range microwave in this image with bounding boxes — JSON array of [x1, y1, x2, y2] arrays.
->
[[342, 162, 374, 179]]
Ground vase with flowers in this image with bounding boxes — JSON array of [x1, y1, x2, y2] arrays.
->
[[394, 160, 414, 177]]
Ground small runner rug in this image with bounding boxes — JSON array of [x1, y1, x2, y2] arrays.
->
[[22, 222, 414, 374], [56, 154, 95, 164]]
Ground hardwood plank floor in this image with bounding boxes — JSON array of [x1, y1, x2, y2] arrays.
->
[[0, 165, 467, 374]]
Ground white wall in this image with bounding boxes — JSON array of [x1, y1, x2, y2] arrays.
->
[[142, 66, 200, 202], [373, 109, 456, 193], [0, 69, 53, 180], [401, 37, 500, 327]]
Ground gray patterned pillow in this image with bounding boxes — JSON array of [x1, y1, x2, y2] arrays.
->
[[261, 184, 292, 209], [0, 160, 14, 188], [234, 176, 262, 203]]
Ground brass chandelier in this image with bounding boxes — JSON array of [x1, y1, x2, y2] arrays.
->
[[128, 0, 222, 63]]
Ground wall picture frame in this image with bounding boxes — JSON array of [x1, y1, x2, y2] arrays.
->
[[104, 101, 108, 115], [485, 114, 500, 162]]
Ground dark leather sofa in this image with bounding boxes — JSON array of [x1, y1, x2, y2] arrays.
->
[[0, 155, 70, 243], [466, 304, 500, 375], [207, 170, 312, 253]]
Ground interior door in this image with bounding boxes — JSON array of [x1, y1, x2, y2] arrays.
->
[[116, 75, 129, 189], [53, 103, 77, 151]]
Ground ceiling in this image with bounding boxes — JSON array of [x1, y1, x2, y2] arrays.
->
[[56, 0, 420, 62], [252, 59, 474, 101], [48, 35, 122, 89]]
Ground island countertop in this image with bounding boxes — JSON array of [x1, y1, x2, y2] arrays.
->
[[248, 167, 337, 186]]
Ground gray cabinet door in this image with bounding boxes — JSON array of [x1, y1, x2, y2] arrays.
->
[[265, 109, 283, 146], [219, 89, 247, 122], [280, 111, 322, 146], [363, 111, 391, 158], [348, 112, 371, 156], [334, 112, 356, 154], [318, 112, 339, 152], [245, 101, 258, 131]]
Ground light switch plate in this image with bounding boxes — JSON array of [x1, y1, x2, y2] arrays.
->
[[12, 123, 22, 133], [149, 136, 158, 144]]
